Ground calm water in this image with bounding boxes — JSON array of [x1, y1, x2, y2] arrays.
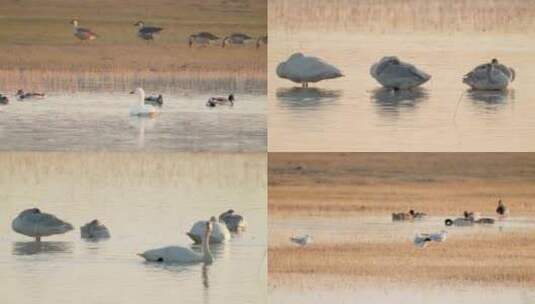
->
[[0, 92, 266, 152], [0, 153, 267, 304], [269, 32, 535, 151]]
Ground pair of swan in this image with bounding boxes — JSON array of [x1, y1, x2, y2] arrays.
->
[[129, 88, 160, 117], [413, 231, 447, 248], [392, 209, 427, 221], [12, 208, 110, 241], [139, 221, 214, 264], [134, 21, 163, 41], [277, 53, 515, 91]]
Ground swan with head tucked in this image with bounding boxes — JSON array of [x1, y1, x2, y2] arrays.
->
[[129, 88, 157, 117], [277, 53, 343, 88], [463, 59, 515, 90], [187, 216, 230, 244], [371, 56, 431, 90], [80, 219, 110, 240], [12, 208, 74, 241], [138, 221, 214, 264], [218, 209, 247, 232]]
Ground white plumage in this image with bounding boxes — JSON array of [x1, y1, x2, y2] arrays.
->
[[12, 208, 73, 241], [371, 56, 431, 89], [80, 219, 110, 239], [187, 217, 230, 244], [463, 59, 515, 90], [277, 53, 343, 87], [129, 87, 157, 117]]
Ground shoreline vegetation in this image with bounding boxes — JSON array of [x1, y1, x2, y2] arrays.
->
[[0, 0, 266, 87]]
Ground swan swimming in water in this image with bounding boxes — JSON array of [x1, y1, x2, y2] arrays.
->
[[129, 88, 157, 117], [187, 216, 230, 244], [463, 59, 515, 90], [290, 234, 313, 246], [139, 221, 214, 264], [413, 231, 447, 248], [371, 56, 431, 90], [12, 208, 74, 241], [277, 53, 343, 88], [218, 209, 246, 232], [80, 219, 110, 239]]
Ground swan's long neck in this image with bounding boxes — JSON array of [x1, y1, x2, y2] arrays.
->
[[201, 229, 213, 263]]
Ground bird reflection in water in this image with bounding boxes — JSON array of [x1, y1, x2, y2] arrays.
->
[[371, 87, 429, 117], [276, 87, 342, 109], [12, 241, 72, 256], [466, 89, 514, 110], [129, 116, 156, 149], [202, 264, 210, 288]]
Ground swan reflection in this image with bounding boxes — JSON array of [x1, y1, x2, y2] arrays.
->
[[372, 87, 429, 116], [466, 89, 513, 107], [129, 116, 156, 149], [276, 87, 342, 108], [12, 241, 73, 256]]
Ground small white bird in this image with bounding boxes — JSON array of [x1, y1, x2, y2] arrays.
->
[[413, 231, 447, 248], [290, 234, 313, 246], [277, 53, 343, 88], [129, 88, 157, 117], [12, 208, 74, 241]]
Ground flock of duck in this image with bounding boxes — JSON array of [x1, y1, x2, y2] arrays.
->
[[290, 200, 509, 248], [70, 19, 268, 48], [11, 207, 246, 265], [277, 53, 516, 91]]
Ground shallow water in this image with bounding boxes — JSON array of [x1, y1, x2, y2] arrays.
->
[[0, 92, 266, 152], [0, 153, 267, 304], [269, 32, 535, 151]]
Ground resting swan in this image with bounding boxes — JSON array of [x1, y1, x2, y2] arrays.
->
[[80, 219, 110, 239], [371, 56, 431, 89], [277, 53, 343, 88], [129, 88, 157, 117], [463, 59, 515, 90], [138, 221, 214, 264], [187, 216, 230, 244], [12, 208, 73, 241]]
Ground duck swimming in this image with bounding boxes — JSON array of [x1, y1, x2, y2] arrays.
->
[[0, 94, 9, 104], [129, 88, 157, 117], [16, 89, 46, 101], [277, 53, 343, 88], [371, 56, 431, 90], [218, 209, 246, 232], [12, 208, 73, 241], [463, 59, 515, 90], [139, 221, 214, 264], [207, 94, 234, 107], [187, 216, 230, 244], [144, 94, 163, 107], [80, 219, 110, 240]]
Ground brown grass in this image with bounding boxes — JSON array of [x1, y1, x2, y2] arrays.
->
[[269, 233, 535, 286], [269, 0, 535, 33]]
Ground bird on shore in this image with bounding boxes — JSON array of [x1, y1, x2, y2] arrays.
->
[[134, 21, 163, 41], [256, 36, 268, 49], [370, 56, 431, 90], [290, 234, 313, 246], [222, 33, 253, 47], [413, 231, 447, 248], [463, 59, 515, 90], [206, 94, 234, 107], [218, 209, 246, 232], [80, 219, 110, 240], [16, 89, 46, 101], [70, 19, 98, 42], [139, 221, 214, 264], [189, 32, 219, 47], [277, 53, 343, 88], [12, 208, 73, 241], [496, 199, 509, 217], [0, 94, 9, 105]]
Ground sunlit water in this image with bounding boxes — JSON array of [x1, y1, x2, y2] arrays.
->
[[0, 92, 266, 152], [269, 32, 535, 151], [0, 153, 267, 304]]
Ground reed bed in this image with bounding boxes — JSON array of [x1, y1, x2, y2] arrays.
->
[[269, 233, 535, 286], [269, 0, 535, 33]]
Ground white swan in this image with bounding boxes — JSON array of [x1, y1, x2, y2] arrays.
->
[[463, 59, 515, 90], [187, 216, 230, 244], [12, 208, 74, 241], [218, 209, 247, 232], [290, 234, 313, 246], [129, 88, 157, 117], [277, 53, 343, 88], [371, 56, 431, 89], [80, 219, 110, 239], [139, 221, 214, 264], [413, 231, 447, 248]]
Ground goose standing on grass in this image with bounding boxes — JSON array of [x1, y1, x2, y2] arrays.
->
[[80, 219, 110, 240], [277, 53, 343, 88], [129, 88, 157, 117], [144, 94, 163, 107], [0, 94, 9, 105], [187, 217, 230, 244], [463, 59, 515, 90], [134, 21, 163, 41], [222, 33, 253, 47], [256, 36, 268, 49], [12, 208, 74, 241], [70, 19, 98, 42], [290, 234, 313, 246], [413, 231, 447, 248], [189, 32, 219, 47], [496, 199, 509, 217], [206, 94, 234, 107], [371, 56, 431, 90], [16, 89, 46, 101], [219, 209, 246, 232], [139, 221, 214, 264]]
